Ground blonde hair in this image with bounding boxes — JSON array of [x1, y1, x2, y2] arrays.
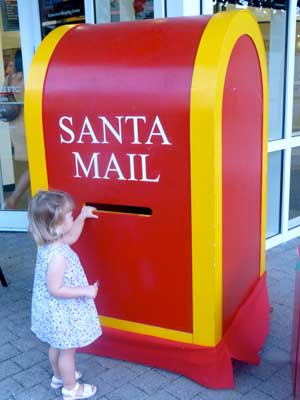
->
[[28, 190, 75, 245]]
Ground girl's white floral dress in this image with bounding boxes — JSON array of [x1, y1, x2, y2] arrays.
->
[[31, 243, 102, 349]]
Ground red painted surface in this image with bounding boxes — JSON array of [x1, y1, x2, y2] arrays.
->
[[41, 17, 210, 332], [81, 273, 269, 388], [222, 35, 263, 332]]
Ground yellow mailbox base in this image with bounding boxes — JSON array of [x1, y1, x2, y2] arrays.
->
[[81, 273, 269, 389]]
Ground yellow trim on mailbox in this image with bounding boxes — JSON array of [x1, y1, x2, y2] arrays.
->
[[190, 10, 268, 347], [260, 50, 268, 278], [25, 25, 76, 195], [100, 316, 193, 344]]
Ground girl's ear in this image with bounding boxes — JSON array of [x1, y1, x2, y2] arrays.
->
[[57, 224, 64, 237], [51, 222, 62, 240]]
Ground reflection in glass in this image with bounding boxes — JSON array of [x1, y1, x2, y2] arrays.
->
[[292, 19, 300, 136], [0, 0, 19, 31], [267, 151, 282, 238], [95, 0, 154, 23], [289, 147, 300, 229], [38, 0, 85, 39], [0, 5, 30, 211], [265, 9, 287, 141]]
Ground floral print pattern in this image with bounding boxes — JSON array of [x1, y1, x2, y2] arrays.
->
[[31, 243, 102, 349]]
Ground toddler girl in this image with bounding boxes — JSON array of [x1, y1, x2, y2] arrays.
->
[[28, 190, 102, 399]]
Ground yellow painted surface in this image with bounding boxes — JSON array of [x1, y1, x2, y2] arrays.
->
[[190, 10, 268, 346], [100, 316, 193, 344], [24, 25, 76, 195]]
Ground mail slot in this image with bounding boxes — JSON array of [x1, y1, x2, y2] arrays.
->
[[25, 10, 269, 388]]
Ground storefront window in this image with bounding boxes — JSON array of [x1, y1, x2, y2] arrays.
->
[[267, 151, 283, 238], [289, 146, 300, 229], [0, 0, 29, 211], [38, 0, 85, 39], [95, 0, 154, 23], [289, 11, 300, 230], [292, 18, 300, 136]]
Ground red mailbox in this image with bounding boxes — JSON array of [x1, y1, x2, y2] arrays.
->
[[25, 10, 269, 388]]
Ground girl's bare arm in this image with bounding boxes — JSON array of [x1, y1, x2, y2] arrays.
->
[[63, 206, 98, 245], [47, 253, 98, 299]]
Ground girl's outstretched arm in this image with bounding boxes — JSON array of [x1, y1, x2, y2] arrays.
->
[[47, 253, 98, 299], [63, 206, 98, 245]]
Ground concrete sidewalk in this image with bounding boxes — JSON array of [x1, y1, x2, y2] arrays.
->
[[0, 231, 297, 400]]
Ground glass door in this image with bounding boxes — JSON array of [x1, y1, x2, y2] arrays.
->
[[0, 0, 33, 231]]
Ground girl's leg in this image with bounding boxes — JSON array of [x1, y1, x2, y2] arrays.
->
[[49, 346, 61, 378], [59, 349, 96, 396], [58, 348, 76, 390]]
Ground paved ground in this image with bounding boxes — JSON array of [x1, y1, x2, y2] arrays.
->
[[0, 231, 297, 400]]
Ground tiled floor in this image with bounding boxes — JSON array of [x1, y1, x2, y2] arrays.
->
[[0, 232, 297, 400]]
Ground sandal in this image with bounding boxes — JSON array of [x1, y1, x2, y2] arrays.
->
[[51, 370, 82, 389], [62, 382, 97, 399]]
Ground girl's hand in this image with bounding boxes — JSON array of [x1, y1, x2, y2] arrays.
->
[[81, 206, 99, 220], [85, 283, 99, 299]]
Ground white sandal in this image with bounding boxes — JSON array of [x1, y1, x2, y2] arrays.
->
[[50, 370, 82, 389], [62, 382, 97, 399]]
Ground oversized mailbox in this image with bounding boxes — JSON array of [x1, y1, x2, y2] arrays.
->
[[25, 10, 269, 389]]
